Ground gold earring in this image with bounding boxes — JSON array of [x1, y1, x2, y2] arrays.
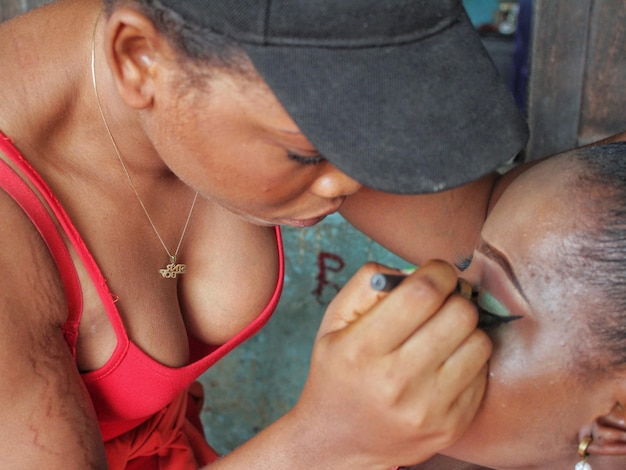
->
[[575, 435, 592, 470]]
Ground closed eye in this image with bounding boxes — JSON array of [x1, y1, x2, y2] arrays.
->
[[476, 289, 510, 317], [473, 289, 523, 329], [288, 152, 326, 166], [476, 306, 509, 329]]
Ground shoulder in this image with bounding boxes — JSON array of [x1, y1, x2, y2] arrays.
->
[[0, 188, 68, 326], [0, 189, 107, 467]]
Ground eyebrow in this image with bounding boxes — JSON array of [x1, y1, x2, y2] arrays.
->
[[478, 241, 529, 303]]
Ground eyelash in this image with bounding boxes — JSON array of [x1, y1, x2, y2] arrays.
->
[[287, 152, 325, 166], [472, 290, 513, 330], [455, 254, 473, 272], [454, 258, 509, 329], [475, 305, 508, 329]]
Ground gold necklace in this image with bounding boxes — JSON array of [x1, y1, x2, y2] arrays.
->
[[90, 12, 199, 279]]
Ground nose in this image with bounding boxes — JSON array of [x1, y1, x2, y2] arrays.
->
[[309, 164, 362, 199]]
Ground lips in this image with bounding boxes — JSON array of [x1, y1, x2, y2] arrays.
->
[[279, 199, 344, 227]]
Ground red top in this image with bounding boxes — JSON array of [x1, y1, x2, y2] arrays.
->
[[0, 131, 284, 441]]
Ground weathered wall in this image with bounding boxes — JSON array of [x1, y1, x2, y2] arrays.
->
[[526, 0, 626, 159]]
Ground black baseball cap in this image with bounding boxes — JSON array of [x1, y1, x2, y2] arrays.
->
[[160, 0, 529, 194]]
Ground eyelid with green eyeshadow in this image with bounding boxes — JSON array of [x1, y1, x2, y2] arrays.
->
[[476, 289, 511, 317]]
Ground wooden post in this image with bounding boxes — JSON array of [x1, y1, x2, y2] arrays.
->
[[526, 0, 592, 160], [526, 0, 626, 160]]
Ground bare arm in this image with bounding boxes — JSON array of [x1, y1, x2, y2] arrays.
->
[[339, 174, 498, 270], [340, 161, 539, 271], [0, 196, 107, 469], [206, 261, 491, 469], [590, 129, 626, 144]]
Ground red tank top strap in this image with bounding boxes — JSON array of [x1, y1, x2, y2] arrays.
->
[[0, 132, 83, 356]]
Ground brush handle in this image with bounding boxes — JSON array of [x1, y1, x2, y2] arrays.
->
[[370, 273, 523, 330]]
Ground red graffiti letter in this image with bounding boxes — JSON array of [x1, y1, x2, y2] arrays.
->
[[312, 251, 345, 304]]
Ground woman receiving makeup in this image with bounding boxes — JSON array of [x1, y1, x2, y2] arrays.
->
[[369, 141, 626, 470]]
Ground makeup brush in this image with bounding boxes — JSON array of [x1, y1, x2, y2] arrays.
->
[[370, 273, 523, 329]]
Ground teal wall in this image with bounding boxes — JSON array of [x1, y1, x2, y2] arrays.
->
[[463, 0, 500, 27]]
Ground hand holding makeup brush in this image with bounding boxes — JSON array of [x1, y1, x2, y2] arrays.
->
[[289, 260, 493, 468]]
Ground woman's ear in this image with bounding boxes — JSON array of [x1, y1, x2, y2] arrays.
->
[[587, 402, 626, 456], [103, 8, 171, 110]]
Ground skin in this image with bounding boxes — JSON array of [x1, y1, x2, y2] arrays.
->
[[339, 162, 527, 273], [410, 155, 626, 470], [0, 1, 493, 468]]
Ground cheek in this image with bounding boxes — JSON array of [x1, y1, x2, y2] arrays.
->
[[202, 156, 319, 207], [149, 92, 324, 213], [161, 131, 319, 207], [442, 327, 585, 467]]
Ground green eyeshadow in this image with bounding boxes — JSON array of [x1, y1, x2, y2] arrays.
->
[[477, 289, 510, 317]]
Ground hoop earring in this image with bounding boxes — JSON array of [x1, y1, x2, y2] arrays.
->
[[575, 435, 593, 470]]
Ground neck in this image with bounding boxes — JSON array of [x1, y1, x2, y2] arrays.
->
[[0, 0, 163, 181], [0, 1, 96, 139]]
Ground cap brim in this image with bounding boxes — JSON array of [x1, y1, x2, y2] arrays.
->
[[242, 11, 528, 194]]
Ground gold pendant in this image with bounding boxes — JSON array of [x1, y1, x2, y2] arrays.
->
[[159, 257, 187, 279]]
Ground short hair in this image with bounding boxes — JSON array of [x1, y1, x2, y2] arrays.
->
[[102, 0, 251, 73], [571, 142, 626, 368]]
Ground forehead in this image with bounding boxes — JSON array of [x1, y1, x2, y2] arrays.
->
[[485, 159, 581, 241], [482, 158, 592, 306], [479, 162, 607, 376]]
